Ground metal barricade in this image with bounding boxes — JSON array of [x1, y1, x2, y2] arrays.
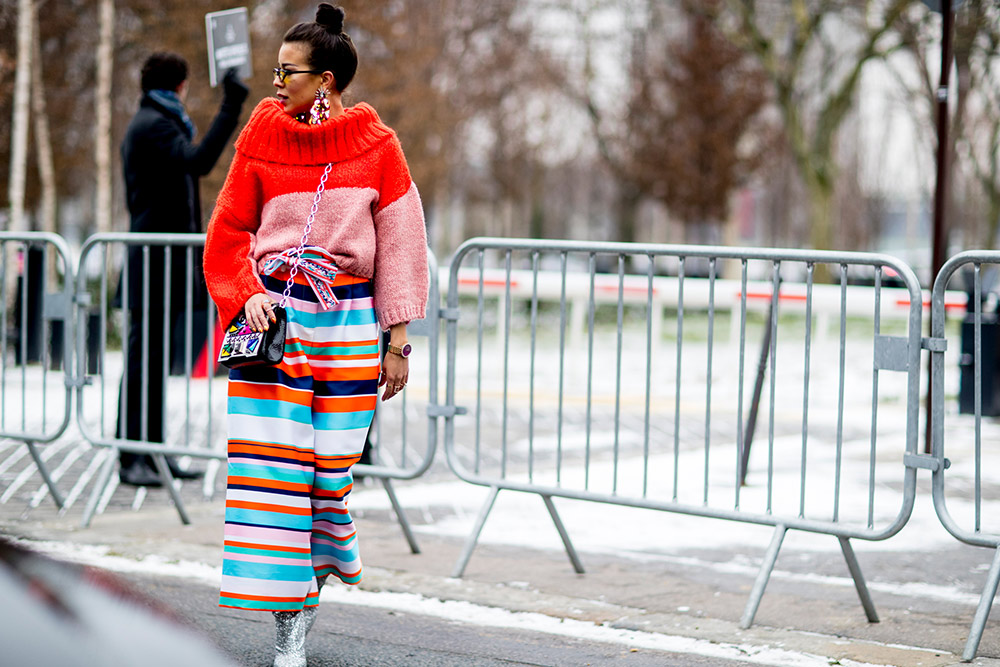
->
[[0, 232, 76, 510], [354, 246, 442, 553], [72, 233, 439, 550], [928, 251, 1000, 660], [74, 233, 221, 526], [442, 238, 924, 628]]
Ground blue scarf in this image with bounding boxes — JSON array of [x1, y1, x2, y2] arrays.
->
[[147, 89, 196, 139]]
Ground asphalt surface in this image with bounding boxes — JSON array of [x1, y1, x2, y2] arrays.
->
[[4, 491, 1000, 667], [129, 570, 755, 666]]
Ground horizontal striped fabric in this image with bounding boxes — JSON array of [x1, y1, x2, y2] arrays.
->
[[220, 269, 379, 612]]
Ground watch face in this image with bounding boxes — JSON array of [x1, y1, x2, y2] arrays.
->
[[401, 343, 412, 357]]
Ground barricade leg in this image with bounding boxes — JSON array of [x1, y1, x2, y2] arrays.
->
[[381, 478, 420, 554], [740, 524, 786, 629], [150, 453, 190, 525], [838, 536, 878, 623], [963, 546, 1000, 661], [81, 448, 118, 528], [452, 485, 500, 578], [25, 441, 65, 509], [542, 494, 584, 574]]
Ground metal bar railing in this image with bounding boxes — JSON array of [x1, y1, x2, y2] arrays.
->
[[442, 237, 924, 629], [927, 251, 1000, 660], [0, 232, 76, 509], [70, 234, 440, 543]]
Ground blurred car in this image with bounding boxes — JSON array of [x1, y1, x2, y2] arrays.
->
[[0, 537, 236, 667]]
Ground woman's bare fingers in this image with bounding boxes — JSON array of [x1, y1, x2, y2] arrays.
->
[[381, 383, 397, 402], [380, 372, 404, 401], [244, 294, 272, 332]]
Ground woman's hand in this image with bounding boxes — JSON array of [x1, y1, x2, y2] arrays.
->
[[244, 293, 277, 332], [379, 324, 409, 401]]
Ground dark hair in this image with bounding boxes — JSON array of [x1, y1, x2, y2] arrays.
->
[[140, 52, 188, 93], [284, 4, 358, 92]]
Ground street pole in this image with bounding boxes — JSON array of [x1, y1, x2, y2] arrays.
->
[[926, 6, 954, 453]]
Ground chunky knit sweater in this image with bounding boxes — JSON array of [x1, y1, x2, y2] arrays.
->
[[203, 98, 428, 328]]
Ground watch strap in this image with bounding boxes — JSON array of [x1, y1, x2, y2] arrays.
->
[[386, 343, 410, 357]]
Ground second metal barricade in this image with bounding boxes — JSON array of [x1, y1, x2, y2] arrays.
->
[[929, 251, 1000, 660], [441, 237, 925, 629]]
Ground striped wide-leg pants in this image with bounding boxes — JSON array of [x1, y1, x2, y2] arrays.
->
[[219, 269, 379, 612]]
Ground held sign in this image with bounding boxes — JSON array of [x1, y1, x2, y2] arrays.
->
[[206, 7, 253, 87]]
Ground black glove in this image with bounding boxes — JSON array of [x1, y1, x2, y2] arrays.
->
[[222, 68, 249, 107]]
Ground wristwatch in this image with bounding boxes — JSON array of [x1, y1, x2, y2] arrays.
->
[[386, 342, 412, 358]]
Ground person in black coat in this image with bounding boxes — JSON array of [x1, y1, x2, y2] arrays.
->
[[116, 52, 248, 486]]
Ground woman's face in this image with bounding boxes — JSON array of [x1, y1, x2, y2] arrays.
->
[[274, 42, 324, 116]]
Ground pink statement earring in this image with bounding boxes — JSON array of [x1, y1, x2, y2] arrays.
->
[[309, 88, 331, 125]]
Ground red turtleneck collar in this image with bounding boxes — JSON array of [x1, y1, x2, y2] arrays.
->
[[234, 98, 395, 166]]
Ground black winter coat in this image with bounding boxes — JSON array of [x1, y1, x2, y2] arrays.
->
[[117, 91, 244, 313]]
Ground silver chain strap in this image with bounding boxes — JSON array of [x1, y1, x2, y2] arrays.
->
[[280, 163, 333, 308]]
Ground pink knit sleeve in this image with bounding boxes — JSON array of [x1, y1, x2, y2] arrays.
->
[[371, 137, 429, 329], [203, 151, 267, 326]]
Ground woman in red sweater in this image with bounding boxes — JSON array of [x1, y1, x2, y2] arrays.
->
[[203, 5, 428, 666]]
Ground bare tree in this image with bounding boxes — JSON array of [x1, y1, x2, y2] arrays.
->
[[31, 0, 55, 235], [563, 0, 770, 244], [625, 0, 771, 244], [5, 0, 32, 312], [94, 0, 114, 234], [336, 0, 563, 245], [966, 70, 1000, 247], [895, 1, 1000, 248], [711, 0, 912, 253], [8, 0, 31, 234]]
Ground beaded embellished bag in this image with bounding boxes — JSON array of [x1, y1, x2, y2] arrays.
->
[[217, 164, 333, 369]]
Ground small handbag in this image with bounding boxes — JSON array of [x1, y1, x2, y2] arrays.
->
[[217, 305, 288, 368], [217, 163, 333, 369]]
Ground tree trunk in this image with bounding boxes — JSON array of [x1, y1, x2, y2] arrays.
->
[[805, 177, 835, 282], [616, 186, 642, 244], [986, 185, 1000, 249], [95, 0, 114, 234], [6, 0, 33, 311], [32, 3, 56, 236], [8, 0, 32, 233], [807, 183, 834, 251]]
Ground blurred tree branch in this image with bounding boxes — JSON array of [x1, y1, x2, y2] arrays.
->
[[711, 0, 912, 253], [896, 0, 1000, 248]]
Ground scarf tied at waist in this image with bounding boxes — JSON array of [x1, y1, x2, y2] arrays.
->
[[262, 246, 340, 310]]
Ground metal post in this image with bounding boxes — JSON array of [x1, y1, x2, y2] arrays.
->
[[964, 546, 1000, 661], [24, 440, 65, 509], [542, 494, 585, 574], [741, 293, 776, 486], [926, 5, 955, 453], [381, 478, 420, 554], [81, 449, 117, 528], [740, 524, 786, 629], [838, 536, 879, 623], [451, 485, 500, 578], [150, 453, 189, 525]]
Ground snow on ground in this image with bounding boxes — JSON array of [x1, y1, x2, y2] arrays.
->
[[21, 538, 901, 667]]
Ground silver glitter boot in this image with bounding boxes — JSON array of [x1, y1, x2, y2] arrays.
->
[[272, 611, 308, 667]]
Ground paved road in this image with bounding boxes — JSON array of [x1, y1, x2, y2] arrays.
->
[[9, 488, 1000, 667], [127, 571, 757, 667]]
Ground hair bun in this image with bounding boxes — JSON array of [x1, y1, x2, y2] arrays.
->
[[315, 3, 345, 33]]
